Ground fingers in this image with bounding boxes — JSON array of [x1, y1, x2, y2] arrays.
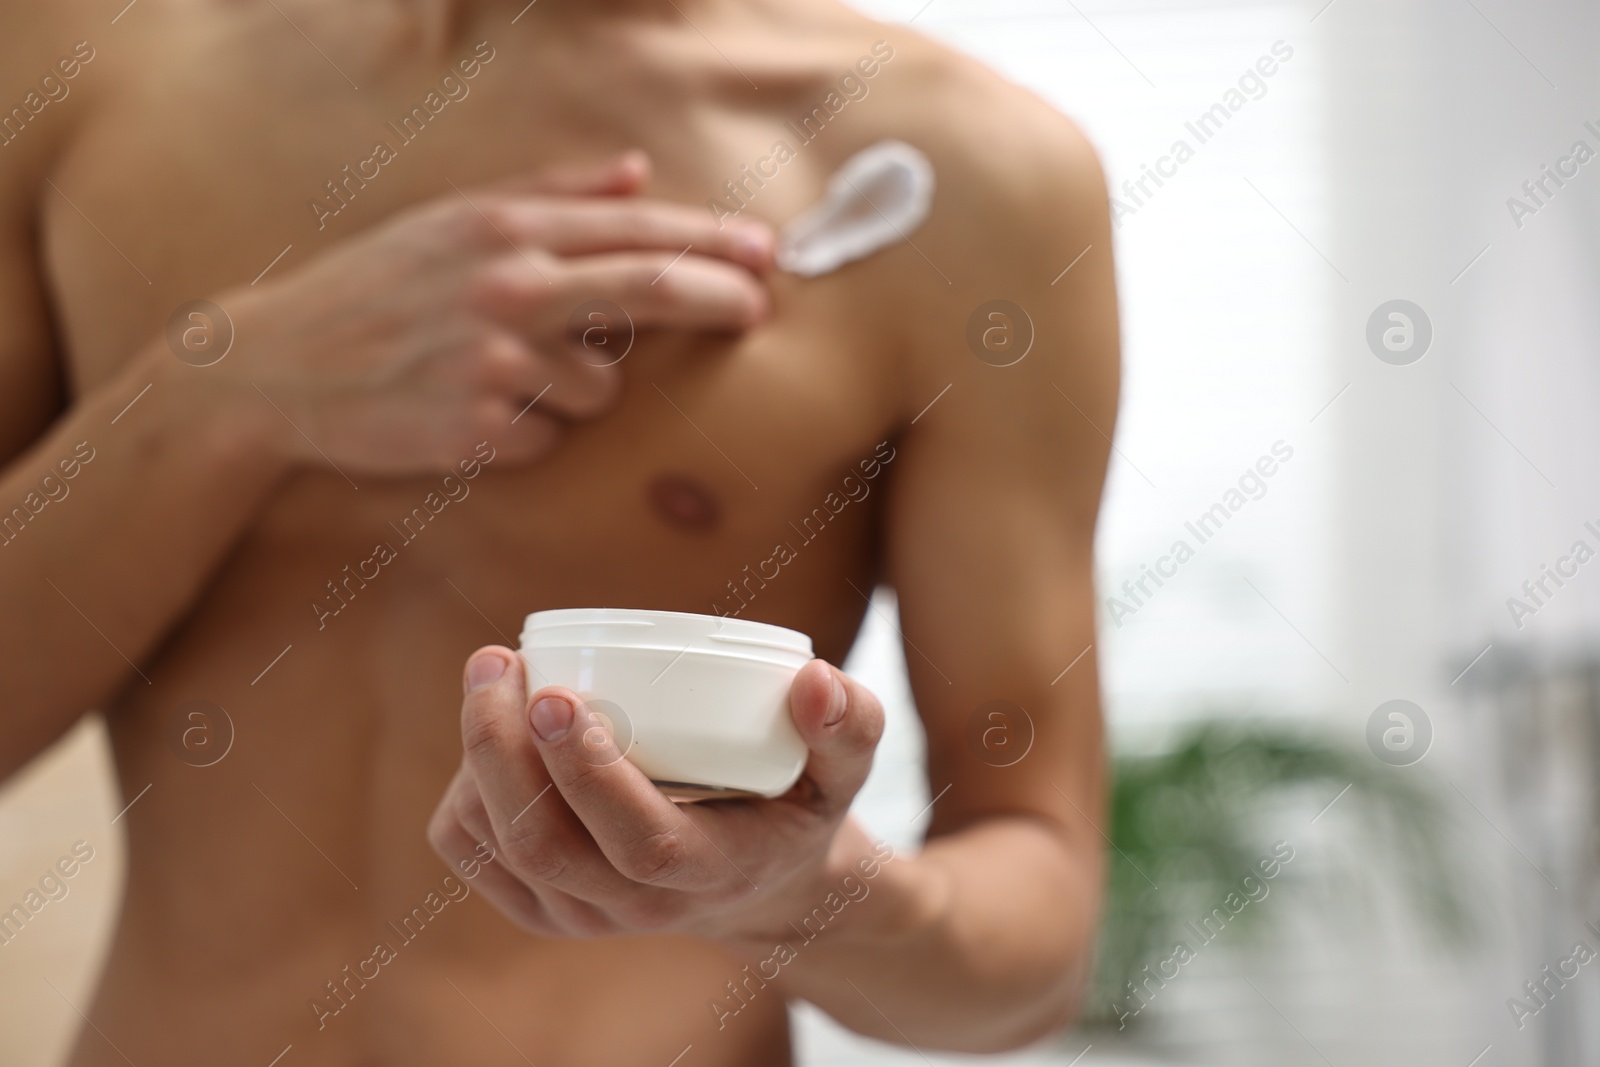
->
[[487, 150, 652, 198], [526, 688, 751, 897], [783, 660, 885, 817], [458, 329, 620, 422], [458, 648, 548, 812], [472, 397, 565, 466], [430, 769, 628, 937], [464, 249, 767, 389], [470, 250, 767, 342], [377, 376, 564, 468], [526, 199, 774, 275], [550, 251, 769, 333], [458, 649, 677, 907], [514, 360, 619, 423], [451, 187, 772, 275], [427, 774, 557, 935], [442, 654, 885, 941]]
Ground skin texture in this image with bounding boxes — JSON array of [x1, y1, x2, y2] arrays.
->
[[0, 0, 1118, 1064]]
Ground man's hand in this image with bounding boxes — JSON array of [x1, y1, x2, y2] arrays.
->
[[185, 152, 774, 476], [427, 647, 885, 943]]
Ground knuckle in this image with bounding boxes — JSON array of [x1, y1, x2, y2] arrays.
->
[[459, 702, 507, 761], [468, 260, 546, 316], [615, 829, 690, 886], [501, 829, 568, 884], [467, 332, 528, 384], [450, 788, 490, 837], [470, 197, 517, 240], [425, 810, 454, 854], [542, 769, 606, 824], [439, 200, 492, 245]]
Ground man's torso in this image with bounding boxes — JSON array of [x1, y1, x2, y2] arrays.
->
[[23, 2, 932, 1062]]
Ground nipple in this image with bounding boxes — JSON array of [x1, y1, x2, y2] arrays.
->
[[776, 140, 935, 278], [647, 473, 723, 533]]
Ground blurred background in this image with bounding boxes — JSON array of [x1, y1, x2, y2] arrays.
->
[[7, 0, 1600, 1063]]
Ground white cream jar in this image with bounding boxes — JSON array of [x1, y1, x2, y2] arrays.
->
[[518, 608, 813, 799]]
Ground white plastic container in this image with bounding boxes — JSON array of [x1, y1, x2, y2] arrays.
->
[[518, 608, 814, 799]]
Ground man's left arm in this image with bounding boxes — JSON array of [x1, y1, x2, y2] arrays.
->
[[769, 117, 1119, 1052]]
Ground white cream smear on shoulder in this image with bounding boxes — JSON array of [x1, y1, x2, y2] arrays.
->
[[776, 140, 935, 277]]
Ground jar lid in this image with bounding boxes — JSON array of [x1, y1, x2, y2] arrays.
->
[[519, 608, 814, 661]]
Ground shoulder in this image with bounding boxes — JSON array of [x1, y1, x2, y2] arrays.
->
[[791, 10, 1108, 231], [874, 32, 1109, 274], [0, 5, 105, 192], [831, 27, 1116, 421], [881, 33, 1105, 187]]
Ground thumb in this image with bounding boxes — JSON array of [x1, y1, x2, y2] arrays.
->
[[787, 660, 884, 813], [498, 150, 652, 198]]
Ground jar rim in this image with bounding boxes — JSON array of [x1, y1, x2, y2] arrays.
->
[[519, 608, 814, 658]]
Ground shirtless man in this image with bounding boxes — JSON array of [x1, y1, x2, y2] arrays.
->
[[0, 0, 1119, 1063]]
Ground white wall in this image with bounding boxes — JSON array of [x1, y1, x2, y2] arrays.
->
[[830, 0, 1598, 1064]]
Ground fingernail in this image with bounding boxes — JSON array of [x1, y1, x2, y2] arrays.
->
[[466, 652, 507, 692], [824, 672, 848, 727], [531, 696, 574, 742]]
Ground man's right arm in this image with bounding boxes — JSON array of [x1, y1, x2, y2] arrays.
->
[[0, 306, 291, 778], [0, 154, 777, 779]]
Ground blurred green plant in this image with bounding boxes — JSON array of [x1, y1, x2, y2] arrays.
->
[[1085, 719, 1476, 1028]]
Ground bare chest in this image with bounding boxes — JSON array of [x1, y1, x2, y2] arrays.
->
[[41, 8, 904, 648]]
